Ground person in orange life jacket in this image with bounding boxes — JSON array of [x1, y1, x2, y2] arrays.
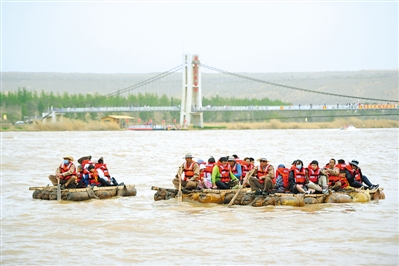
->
[[248, 158, 275, 195], [49, 155, 77, 189], [211, 157, 239, 189], [87, 164, 102, 186], [288, 159, 309, 194], [306, 160, 329, 194], [346, 160, 379, 190], [172, 153, 200, 190], [227, 156, 242, 180], [274, 164, 290, 193], [321, 158, 341, 191], [95, 157, 120, 186]]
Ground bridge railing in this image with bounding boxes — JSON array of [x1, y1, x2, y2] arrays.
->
[[43, 104, 397, 117]]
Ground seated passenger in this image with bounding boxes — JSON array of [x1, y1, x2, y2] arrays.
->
[[95, 157, 120, 186], [306, 160, 328, 194], [211, 157, 239, 189], [48, 155, 77, 189], [198, 164, 212, 189], [288, 159, 308, 194], [248, 157, 275, 195], [227, 156, 242, 180], [321, 158, 341, 191], [87, 164, 101, 187], [274, 164, 290, 193], [172, 153, 200, 191], [76, 165, 86, 188], [347, 160, 379, 190]]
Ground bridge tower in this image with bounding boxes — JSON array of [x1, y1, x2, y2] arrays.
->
[[180, 54, 203, 128]]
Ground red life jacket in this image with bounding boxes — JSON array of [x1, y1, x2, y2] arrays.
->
[[307, 164, 321, 183], [59, 162, 76, 180], [95, 163, 110, 177], [276, 167, 290, 188], [205, 163, 215, 175], [256, 164, 272, 184], [76, 171, 83, 183], [345, 164, 362, 183], [290, 165, 306, 185], [183, 162, 197, 181], [217, 162, 231, 183]]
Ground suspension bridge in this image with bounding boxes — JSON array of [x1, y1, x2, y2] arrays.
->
[[43, 54, 398, 127]]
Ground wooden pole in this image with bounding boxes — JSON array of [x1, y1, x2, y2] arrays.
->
[[57, 177, 61, 202], [178, 166, 183, 202], [227, 169, 254, 208]]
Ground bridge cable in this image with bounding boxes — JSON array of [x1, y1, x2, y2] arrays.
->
[[200, 64, 395, 103], [74, 65, 182, 107]]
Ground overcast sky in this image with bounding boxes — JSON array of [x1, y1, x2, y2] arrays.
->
[[1, 1, 398, 73]]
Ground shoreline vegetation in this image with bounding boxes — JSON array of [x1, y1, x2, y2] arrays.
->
[[2, 117, 398, 132]]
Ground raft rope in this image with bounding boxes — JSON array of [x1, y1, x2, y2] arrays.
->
[[200, 64, 396, 103]]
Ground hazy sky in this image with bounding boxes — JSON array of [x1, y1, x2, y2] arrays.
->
[[2, 1, 398, 73]]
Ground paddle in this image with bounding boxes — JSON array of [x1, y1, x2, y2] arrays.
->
[[57, 176, 61, 202], [177, 166, 183, 202], [227, 169, 254, 208]]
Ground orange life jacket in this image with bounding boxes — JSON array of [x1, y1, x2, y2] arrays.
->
[[59, 162, 76, 180], [276, 167, 290, 188], [88, 171, 101, 186], [183, 161, 197, 181], [290, 165, 307, 185], [217, 162, 231, 183], [307, 164, 321, 183], [325, 164, 340, 185], [256, 164, 272, 184]]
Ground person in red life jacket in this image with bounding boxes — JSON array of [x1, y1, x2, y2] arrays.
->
[[211, 157, 239, 189], [240, 157, 255, 186], [95, 157, 120, 186], [321, 158, 341, 191], [248, 157, 275, 195], [346, 160, 379, 190], [172, 153, 200, 191], [49, 155, 77, 189], [306, 160, 329, 194], [227, 156, 242, 180], [288, 159, 309, 194], [87, 164, 101, 186], [199, 157, 215, 189], [76, 165, 86, 188], [274, 164, 290, 193]]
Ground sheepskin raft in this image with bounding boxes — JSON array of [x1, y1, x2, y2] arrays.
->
[[151, 186, 384, 207], [29, 184, 137, 201]]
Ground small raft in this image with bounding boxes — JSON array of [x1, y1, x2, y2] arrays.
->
[[151, 186, 384, 207], [30, 184, 137, 201]]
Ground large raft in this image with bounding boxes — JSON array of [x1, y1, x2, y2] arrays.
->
[[30, 184, 137, 201], [151, 186, 385, 207]]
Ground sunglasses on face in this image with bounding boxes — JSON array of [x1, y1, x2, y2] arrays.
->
[[260, 160, 267, 162]]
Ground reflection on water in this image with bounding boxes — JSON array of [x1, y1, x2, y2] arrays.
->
[[1, 129, 398, 265]]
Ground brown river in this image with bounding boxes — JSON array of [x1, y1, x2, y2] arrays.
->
[[1, 129, 398, 265]]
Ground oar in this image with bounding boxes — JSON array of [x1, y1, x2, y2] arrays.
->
[[177, 166, 183, 202], [227, 169, 254, 208], [57, 177, 61, 202]]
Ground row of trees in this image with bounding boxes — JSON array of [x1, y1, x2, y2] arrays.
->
[[1, 87, 289, 122]]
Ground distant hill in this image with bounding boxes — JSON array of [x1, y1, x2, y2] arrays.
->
[[2, 70, 398, 105]]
